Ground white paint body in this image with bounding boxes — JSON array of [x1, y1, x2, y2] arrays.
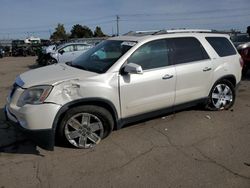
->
[[6, 32, 242, 130]]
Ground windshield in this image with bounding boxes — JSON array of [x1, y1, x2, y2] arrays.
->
[[71, 40, 136, 73]]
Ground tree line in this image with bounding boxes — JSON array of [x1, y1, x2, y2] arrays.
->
[[50, 23, 106, 41]]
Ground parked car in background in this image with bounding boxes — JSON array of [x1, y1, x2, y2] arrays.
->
[[0, 48, 4, 58], [37, 44, 57, 66], [49, 42, 94, 64], [230, 33, 250, 47], [12, 40, 28, 57], [43, 44, 57, 54], [230, 32, 250, 76], [237, 42, 250, 76]]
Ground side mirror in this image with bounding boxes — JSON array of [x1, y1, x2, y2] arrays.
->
[[59, 49, 65, 55], [123, 63, 143, 74]]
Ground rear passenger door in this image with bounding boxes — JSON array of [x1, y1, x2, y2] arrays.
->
[[169, 37, 213, 105]]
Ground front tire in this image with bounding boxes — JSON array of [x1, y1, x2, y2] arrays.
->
[[206, 80, 235, 111], [57, 105, 114, 149]]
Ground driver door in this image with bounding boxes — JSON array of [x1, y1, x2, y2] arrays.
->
[[58, 45, 74, 63], [119, 39, 176, 118]]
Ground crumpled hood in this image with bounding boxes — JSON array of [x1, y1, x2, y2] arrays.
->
[[17, 64, 97, 88]]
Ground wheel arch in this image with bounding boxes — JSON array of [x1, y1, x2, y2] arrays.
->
[[52, 98, 119, 133], [206, 74, 236, 110], [207, 74, 237, 100], [214, 74, 237, 88]]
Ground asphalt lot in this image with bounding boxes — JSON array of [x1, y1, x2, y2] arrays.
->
[[0, 57, 250, 188]]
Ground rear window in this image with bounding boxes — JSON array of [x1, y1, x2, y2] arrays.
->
[[206, 37, 236, 57], [169, 37, 209, 65]]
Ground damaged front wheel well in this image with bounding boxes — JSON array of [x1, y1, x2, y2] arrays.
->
[[53, 98, 119, 135]]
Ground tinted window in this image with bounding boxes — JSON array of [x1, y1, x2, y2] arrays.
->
[[128, 39, 169, 70], [169, 37, 209, 65], [206, 37, 236, 57]]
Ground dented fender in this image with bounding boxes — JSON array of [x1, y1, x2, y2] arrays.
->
[[45, 73, 121, 120]]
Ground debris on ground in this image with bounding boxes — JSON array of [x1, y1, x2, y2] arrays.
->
[[205, 115, 211, 120]]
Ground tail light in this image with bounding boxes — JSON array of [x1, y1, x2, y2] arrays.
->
[[239, 57, 244, 68]]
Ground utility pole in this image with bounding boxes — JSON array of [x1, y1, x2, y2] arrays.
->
[[49, 29, 52, 38], [116, 15, 120, 36]]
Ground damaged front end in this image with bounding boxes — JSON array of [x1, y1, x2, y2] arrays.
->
[[4, 105, 55, 151], [4, 79, 83, 151]]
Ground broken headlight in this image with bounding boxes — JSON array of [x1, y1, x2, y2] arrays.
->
[[17, 85, 53, 107]]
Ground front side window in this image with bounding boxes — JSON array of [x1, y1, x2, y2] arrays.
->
[[206, 37, 237, 57], [61, 45, 74, 53], [128, 39, 169, 70], [169, 37, 209, 65], [71, 40, 135, 73]]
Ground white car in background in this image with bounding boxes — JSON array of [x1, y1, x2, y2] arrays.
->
[[42, 44, 57, 54], [49, 42, 93, 64]]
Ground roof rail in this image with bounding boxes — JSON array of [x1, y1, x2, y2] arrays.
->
[[123, 30, 161, 36], [123, 29, 214, 37], [152, 29, 212, 35], [166, 29, 212, 33]]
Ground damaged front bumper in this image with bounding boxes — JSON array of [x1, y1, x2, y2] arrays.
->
[[4, 105, 58, 151]]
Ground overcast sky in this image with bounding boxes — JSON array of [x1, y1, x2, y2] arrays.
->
[[0, 0, 249, 39]]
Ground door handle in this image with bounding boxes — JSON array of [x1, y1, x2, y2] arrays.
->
[[162, 74, 173, 80], [203, 67, 212, 72]]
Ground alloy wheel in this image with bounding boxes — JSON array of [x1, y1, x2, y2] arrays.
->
[[211, 84, 233, 109], [64, 113, 104, 148]]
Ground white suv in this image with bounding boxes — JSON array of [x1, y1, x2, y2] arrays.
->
[[5, 30, 242, 150]]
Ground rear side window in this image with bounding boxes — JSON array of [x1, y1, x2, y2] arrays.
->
[[75, 44, 88, 51], [169, 37, 209, 65], [206, 37, 236, 57]]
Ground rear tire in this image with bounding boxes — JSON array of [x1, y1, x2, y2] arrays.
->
[[206, 80, 235, 111], [57, 105, 114, 149]]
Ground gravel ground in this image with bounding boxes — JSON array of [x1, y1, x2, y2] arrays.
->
[[0, 57, 250, 188]]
